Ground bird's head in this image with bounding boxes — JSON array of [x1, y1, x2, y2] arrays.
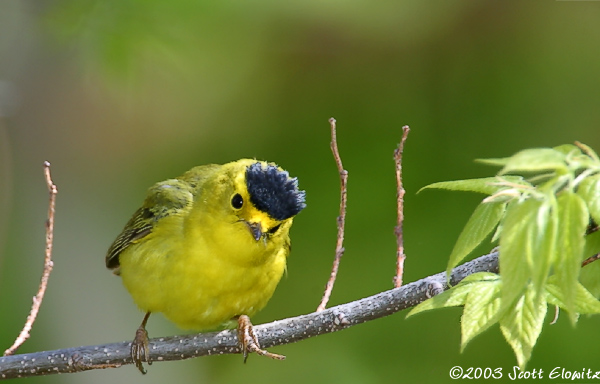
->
[[229, 160, 306, 242]]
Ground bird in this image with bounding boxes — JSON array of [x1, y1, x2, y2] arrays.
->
[[105, 159, 306, 373]]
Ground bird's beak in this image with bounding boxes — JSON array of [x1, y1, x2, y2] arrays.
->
[[246, 221, 264, 242]]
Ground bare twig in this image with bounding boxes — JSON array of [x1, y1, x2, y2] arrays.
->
[[0, 249, 500, 379], [393, 126, 410, 288], [4, 161, 57, 356], [582, 252, 600, 268], [317, 118, 348, 312]]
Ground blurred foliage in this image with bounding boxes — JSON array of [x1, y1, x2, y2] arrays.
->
[[2, 1, 600, 383]]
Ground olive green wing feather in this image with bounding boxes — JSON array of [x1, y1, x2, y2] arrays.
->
[[105, 178, 195, 272]]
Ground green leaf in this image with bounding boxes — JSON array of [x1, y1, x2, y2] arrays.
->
[[491, 220, 503, 242], [580, 260, 600, 298], [555, 144, 597, 171], [554, 191, 589, 323], [460, 275, 503, 349], [498, 199, 541, 306], [498, 148, 568, 176], [446, 202, 505, 279], [406, 285, 468, 318], [500, 284, 547, 368], [553, 144, 582, 156], [460, 271, 500, 284], [579, 230, 600, 297], [498, 199, 533, 307], [576, 174, 600, 225], [476, 157, 511, 167], [419, 176, 527, 195], [528, 198, 558, 296], [546, 280, 600, 314], [499, 198, 556, 307], [406, 272, 498, 318]]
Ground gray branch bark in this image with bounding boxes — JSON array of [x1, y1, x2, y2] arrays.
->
[[0, 249, 499, 380]]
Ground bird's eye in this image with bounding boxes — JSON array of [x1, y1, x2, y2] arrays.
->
[[231, 193, 244, 209]]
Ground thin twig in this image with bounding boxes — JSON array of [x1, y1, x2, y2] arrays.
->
[[582, 252, 600, 268], [317, 118, 348, 312], [4, 161, 57, 356], [0, 249, 500, 379], [393, 126, 410, 288]]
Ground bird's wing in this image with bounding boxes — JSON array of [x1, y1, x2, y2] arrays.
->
[[105, 178, 195, 272]]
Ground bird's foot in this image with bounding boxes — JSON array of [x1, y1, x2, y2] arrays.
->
[[131, 312, 152, 374], [237, 315, 285, 363]]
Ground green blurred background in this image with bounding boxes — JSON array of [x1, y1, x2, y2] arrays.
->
[[2, 1, 600, 383]]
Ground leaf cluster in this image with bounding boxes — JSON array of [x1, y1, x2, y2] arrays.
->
[[409, 143, 600, 367]]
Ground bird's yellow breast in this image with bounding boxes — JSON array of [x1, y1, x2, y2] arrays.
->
[[118, 213, 289, 330]]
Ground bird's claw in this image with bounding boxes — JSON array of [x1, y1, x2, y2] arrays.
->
[[237, 315, 285, 363], [131, 325, 151, 374]]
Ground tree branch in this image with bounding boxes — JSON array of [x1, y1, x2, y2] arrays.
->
[[317, 117, 349, 312], [3, 162, 57, 357], [393, 125, 410, 288], [0, 249, 499, 379]]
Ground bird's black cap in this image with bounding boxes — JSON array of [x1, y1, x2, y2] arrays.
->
[[245, 162, 306, 220]]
